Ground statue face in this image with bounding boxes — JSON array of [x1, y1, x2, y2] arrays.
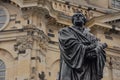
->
[[72, 13, 86, 26]]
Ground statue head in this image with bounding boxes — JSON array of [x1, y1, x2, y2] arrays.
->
[[72, 12, 87, 27]]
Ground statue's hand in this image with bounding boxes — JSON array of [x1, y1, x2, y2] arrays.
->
[[102, 43, 108, 48], [85, 43, 98, 59], [86, 49, 97, 60], [98, 43, 108, 49], [86, 43, 97, 50]]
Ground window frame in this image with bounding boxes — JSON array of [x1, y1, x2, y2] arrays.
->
[[0, 60, 6, 80], [0, 5, 9, 31]]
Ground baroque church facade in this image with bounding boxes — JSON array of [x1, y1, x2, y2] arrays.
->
[[0, 0, 120, 80]]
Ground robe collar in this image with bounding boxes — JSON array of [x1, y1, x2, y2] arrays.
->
[[69, 26, 91, 42]]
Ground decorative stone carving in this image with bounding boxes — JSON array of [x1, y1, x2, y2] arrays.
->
[[22, 14, 30, 20], [33, 29, 49, 51], [23, 24, 36, 29], [109, 55, 120, 70], [113, 69, 120, 80], [14, 35, 33, 54], [14, 24, 49, 54]]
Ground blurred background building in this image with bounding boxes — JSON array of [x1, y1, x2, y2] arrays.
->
[[0, 0, 120, 80]]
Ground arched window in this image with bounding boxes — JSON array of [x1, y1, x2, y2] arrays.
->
[[0, 6, 8, 30], [0, 60, 5, 80]]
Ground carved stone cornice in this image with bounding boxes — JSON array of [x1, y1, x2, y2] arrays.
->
[[9, 0, 102, 26], [45, 15, 68, 28], [22, 0, 38, 3], [11, 0, 120, 28], [86, 12, 120, 28], [106, 47, 120, 54], [89, 23, 120, 32]]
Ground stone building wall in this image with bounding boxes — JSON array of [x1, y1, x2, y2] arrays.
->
[[0, 0, 120, 80]]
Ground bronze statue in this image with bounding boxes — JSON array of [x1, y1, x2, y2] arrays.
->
[[58, 12, 107, 80]]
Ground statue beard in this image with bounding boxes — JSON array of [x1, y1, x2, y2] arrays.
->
[[73, 21, 84, 27]]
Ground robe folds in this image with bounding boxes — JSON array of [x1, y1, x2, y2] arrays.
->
[[58, 27, 106, 80]]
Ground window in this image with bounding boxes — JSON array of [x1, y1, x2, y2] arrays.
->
[[111, 0, 120, 9], [0, 60, 5, 80], [48, 33, 55, 37], [0, 6, 9, 30], [0, 8, 7, 28]]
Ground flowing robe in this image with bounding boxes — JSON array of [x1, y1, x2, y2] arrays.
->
[[58, 27, 106, 80]]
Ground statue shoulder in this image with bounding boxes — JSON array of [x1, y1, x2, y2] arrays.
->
[[84, 27, 93, 34], [58, 27, 74, 38], [84, 27, 90, 32]]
